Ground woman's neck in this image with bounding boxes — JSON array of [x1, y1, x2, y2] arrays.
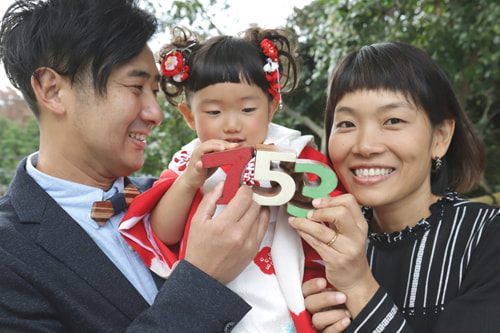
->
[[370, 191, 441, 234]]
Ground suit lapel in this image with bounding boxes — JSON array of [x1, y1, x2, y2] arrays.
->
[[10, 159, 150, 320]]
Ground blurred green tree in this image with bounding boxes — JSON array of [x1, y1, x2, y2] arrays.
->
[[0, 116, 40, 193]]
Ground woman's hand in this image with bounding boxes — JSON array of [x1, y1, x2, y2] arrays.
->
[[290, 194, 379, 318], [303, 278, 351, 332]]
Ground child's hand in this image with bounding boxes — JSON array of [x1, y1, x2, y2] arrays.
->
[[180, 139, 240, 190]]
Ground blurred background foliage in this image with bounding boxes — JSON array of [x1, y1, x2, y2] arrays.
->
[[1, 0, 498, 198]]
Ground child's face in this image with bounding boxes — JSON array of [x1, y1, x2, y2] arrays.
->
[[180, 82, 277, 147]]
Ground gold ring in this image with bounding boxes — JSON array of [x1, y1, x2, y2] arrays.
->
[[326, 232, 338, 247]]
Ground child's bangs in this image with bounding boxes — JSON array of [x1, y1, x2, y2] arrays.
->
[[187, 38, 269, 95]]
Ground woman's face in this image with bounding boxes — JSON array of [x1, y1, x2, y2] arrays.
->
[[328, 89, 441, 210]]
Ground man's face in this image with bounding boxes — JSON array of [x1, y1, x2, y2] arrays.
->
[[62, 46, 162, 184]]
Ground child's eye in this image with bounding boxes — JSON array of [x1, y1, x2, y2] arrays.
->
[[242, 108, 256, 113], [206, 110, 220, 115]]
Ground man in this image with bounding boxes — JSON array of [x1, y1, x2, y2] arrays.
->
[[0, 0, 268, 331]]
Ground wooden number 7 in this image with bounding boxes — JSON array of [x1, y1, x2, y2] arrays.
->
[[200, 146, 253, 204]]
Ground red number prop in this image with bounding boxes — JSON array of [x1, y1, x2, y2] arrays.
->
[[200, 146, 253, 204]]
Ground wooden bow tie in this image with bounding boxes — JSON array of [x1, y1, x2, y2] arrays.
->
[[90, 184, 140, 226]]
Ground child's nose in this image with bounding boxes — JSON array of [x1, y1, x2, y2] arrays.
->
[[223, 114, 241, 133]]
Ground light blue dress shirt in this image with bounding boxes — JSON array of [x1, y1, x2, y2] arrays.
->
[[26, 152, 158, 304]]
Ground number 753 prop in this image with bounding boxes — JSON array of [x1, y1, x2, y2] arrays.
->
[[201, 144, 338, 218]]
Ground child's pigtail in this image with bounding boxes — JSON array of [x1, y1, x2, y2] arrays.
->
[[159, 26, 199, 106], [243, 27, 299, 108]]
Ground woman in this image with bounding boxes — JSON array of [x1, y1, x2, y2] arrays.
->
[[291, 42, 500, 332]]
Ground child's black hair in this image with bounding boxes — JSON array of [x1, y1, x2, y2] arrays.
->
[[159, 26, 299, 106]]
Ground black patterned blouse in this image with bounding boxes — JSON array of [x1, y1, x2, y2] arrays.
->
[[345, 192, 500, 332]]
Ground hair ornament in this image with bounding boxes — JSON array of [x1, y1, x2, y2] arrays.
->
[[161, 43, 196, 83], [161, 51, 188, 82], [260, 39, 282, 108]]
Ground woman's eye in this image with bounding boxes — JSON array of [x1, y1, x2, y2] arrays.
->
[[337, 121, 354, 128], [386, 118, 403, 125]]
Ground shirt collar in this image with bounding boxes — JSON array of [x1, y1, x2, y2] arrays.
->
[[26, 152, 125, 228]]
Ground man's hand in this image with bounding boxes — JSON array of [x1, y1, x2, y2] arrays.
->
[[184, 182, 269, 284]]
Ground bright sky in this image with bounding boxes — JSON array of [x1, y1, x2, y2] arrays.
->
[[201, 0, 311, 34], [0, 0, 311, 90]]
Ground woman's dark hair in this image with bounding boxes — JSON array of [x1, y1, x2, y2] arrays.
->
[[324, 42, 486, 194], [159, 26, 299, 106], [0, 0, 157, 117]]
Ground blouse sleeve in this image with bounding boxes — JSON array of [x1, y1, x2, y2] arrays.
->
[[346, 213, 500, 332], [344, 287, 414, 332], [433, 214, 500, 331]]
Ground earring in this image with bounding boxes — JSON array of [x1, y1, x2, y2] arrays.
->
[[432, 156, 442, 172], [431, 156, 448, 195]]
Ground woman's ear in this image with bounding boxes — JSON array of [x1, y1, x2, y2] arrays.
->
[[179, 103, 196, 130], [31, 67, 67, 115], [432, 119, 455, 158]]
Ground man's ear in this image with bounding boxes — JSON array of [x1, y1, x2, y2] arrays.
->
[[179, 103, 196, 130], [31, 67, 67, 115], [432, 119, 455, 158]]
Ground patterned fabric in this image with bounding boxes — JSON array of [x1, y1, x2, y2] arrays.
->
[[346, 193, 500, 332], [90, 184, 140, 225], [120, 123, 344, 332]]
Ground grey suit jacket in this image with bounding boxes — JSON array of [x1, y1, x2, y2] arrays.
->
[[0, 157, 250, 332]]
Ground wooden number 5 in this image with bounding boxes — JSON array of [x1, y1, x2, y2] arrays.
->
[[252, 145, 297, 206]]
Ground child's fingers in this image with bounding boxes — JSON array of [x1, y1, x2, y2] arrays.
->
[[194, 140, 240, 157]]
